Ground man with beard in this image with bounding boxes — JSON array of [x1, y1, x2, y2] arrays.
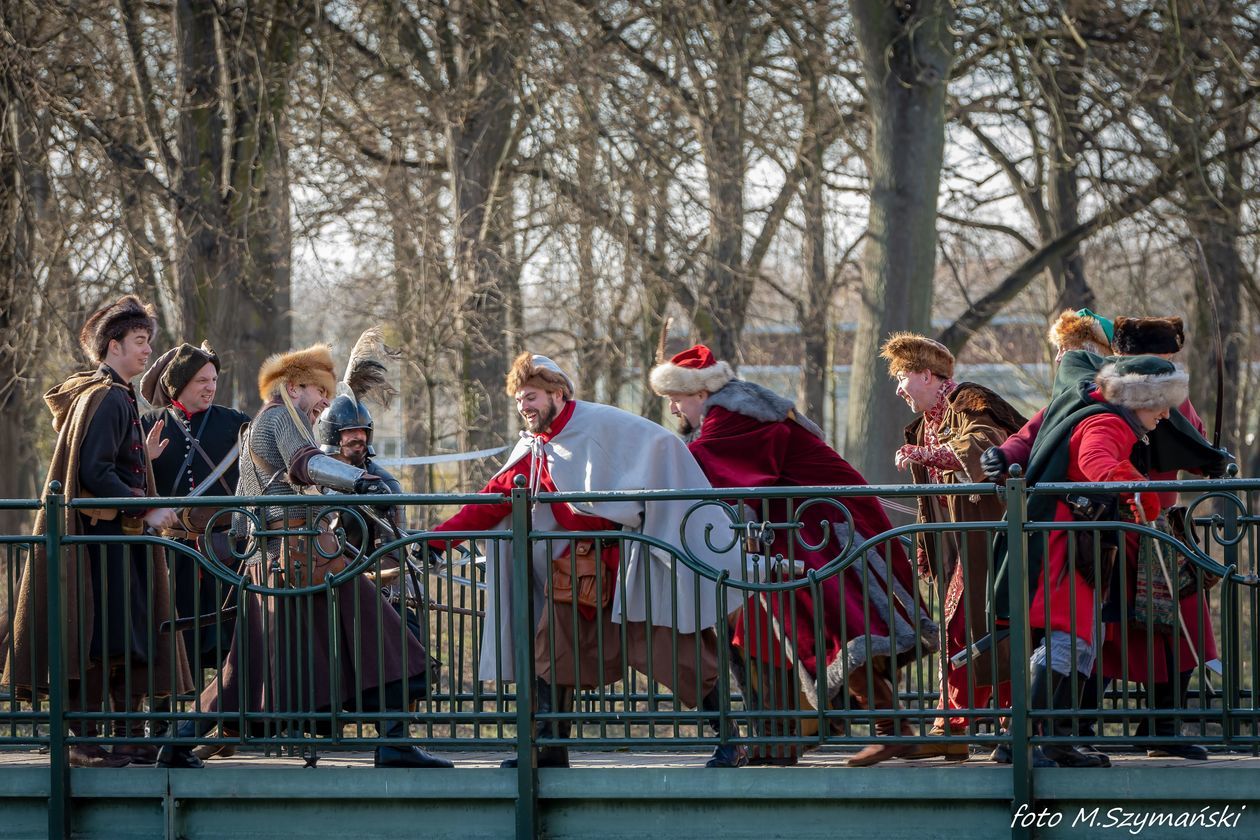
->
[[431, 352, 750, 768], [650, 344, 941, 766], [881, 333, 1027, 755], [4, 295, 191, 767], [157, 343, 451, 769]]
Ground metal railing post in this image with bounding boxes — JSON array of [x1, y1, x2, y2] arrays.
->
[[1004, 473, 1032, 839], [46, 483, 70, 840], [510, 475, 538, 839]]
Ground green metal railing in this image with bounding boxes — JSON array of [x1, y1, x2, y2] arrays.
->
[[0, 476, 1256, 838]]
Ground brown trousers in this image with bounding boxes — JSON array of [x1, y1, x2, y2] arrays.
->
[[533, 600, 719, 708]]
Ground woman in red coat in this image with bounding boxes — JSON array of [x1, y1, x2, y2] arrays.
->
[[1027, 355, 1189, 767]]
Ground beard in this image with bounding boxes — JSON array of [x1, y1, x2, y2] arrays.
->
[[523, 401, 559, 434], [675, 415, 701, 443]]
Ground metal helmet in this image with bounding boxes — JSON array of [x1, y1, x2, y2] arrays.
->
[[317, 394, 374, 454]]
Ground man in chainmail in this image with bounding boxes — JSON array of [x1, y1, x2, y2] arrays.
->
[[157, 343, 451, 769]]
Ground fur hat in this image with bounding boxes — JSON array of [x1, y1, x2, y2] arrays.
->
[[79, 295, 157, 363], [505, 352, 574, 398], [141, 341, 219, 407], [880, 332, 955, 379], [1112, 316, 1184, 355], [257, 344, 337, 402], [1049, 308, 1114, 354], [649, 344, 735, 395], [1095, 355, 1189, 411]]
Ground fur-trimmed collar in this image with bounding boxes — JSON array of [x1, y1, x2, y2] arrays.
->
[[704, 379, 825, 439]]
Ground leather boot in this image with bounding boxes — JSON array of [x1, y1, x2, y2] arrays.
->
[[1146, 671, 1208, 760], [1037, 667, 1104, 768], [700, 689, 747, 768], [110, 683, 157, 765], [1074, 670, 1111, 766], [898, 724, 969, 762], [846, 667, 915, 766], [374, 719, 455, 769], [502, 679, 570, 769], [156, 720, 205, 769], [68, 721, 132, 768]]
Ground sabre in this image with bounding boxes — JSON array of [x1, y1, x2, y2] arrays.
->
[[1191, 238, 1226, 450]]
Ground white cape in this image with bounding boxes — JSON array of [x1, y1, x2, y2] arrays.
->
[[478, 401, 745, 681]]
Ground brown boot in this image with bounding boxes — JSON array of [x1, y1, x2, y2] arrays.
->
[[68, 722, 131, 768], [846, 667, 915, 767], [898, 725, 970, 761], [111, 683, 158, 765]]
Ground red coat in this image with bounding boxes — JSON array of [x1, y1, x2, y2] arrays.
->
[[432, 400, 619, 585], [1101, 397, 1217, 682], [1029, 412, 1141, 645], [688, 405, 927, 681], [997, 407, 1045, 471]]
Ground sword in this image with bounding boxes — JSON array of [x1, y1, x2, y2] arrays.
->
[[186, 443, 239, 499], [1192, 238, 1226, 449]]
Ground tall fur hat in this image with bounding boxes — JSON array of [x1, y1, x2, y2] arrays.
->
[[1095, 355, 1189, 411], [880, 332, 955, 379], [1112, 316, 1184, 355], [79, 294, 157, 363], [505, 352, 574, 398], [1049, 308, 1113, 354], [649, 344, 734, 395], [141, 341, 219, 407], [257, 344, 337, 402]]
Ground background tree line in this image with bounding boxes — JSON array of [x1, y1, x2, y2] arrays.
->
[[2, 0, 1257, 530]]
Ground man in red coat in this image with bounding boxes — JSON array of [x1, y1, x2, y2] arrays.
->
[[651, 345, 940, 766]]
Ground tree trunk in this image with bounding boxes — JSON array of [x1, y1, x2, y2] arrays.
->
[[846, 0, 955, 482], [448, 28, 518, 456], [698, 5, 750, 362], [800, 61, 829, 423]]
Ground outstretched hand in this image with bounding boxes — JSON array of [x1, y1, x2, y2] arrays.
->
[[145, 418, 169, 461]]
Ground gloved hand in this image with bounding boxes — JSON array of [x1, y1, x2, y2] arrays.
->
[[980, 446, 1009, 482], [353, 474, 389, 495], [1204, 450, 1234, 479], [1127, 492, 1162, 524]]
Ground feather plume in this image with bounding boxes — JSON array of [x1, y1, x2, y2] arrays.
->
[[343, 326, 400, 408]]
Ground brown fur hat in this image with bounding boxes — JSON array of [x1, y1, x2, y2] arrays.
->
[[1112, 316, 1184, 355], [257, 344, 337, 402], [505, 352, 574, 398], [79, 295, 157, 363], [1048, 310, 1112, 354], [880, 332, 955, 379]]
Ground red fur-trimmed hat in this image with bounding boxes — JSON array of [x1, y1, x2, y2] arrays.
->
[[78, 295, 157, 364], [649, 344, 735, 395], [1112, 316, 1185, 355], [880, 332, 955, 379]]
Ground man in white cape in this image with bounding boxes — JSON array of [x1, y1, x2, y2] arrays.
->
[[431, 352, 748, 768]]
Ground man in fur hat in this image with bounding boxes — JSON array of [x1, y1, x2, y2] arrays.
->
[[981, 309, 1114, 481], [140, 342, 250, 667], [2, 295, 192, 767], [880, 333, 1027, 753], [650, 345, 941, 766], [431, 352, 750, 768], [157, 343, 452, 769]]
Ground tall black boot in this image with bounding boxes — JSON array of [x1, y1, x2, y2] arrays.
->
[[368, 677, 454, 768], [700, 687, 747, 768], [156, 719, 208, 769], [1147, 670, 1208, 760], [991, 666, 1055, 767], [501, 678, 570, 769], [1069, 671, 1111, 767], [1039, 669, 1105, 768], [374, 719, 455, 768]]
